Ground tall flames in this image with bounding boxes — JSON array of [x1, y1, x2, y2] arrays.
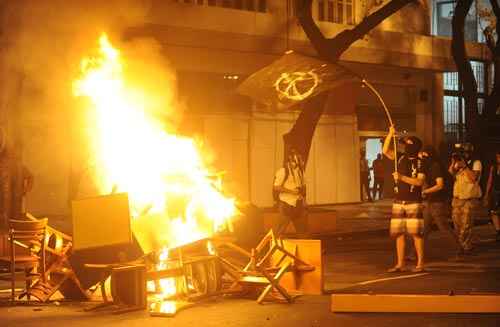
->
[[73, 34, 236, 275]]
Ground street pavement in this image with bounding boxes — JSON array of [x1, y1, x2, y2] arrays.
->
[[2, 200, 500, 326]]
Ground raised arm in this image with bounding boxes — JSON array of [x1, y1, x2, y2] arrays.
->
[[383, 125, 396, 160]]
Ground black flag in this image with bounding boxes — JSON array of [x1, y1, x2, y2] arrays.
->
[[237, 51, 357, 111]]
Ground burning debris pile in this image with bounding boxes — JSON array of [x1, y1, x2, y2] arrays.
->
[[69, 34, 319, 316]]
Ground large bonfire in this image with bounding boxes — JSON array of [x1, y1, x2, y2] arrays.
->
[[73, 33, 237, 294]]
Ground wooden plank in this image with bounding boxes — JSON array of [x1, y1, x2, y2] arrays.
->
[[273, 239, 323, 295], [331, 294, 500, 313], [239, 276, 269, 284]]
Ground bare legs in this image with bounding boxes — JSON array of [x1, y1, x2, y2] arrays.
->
[[491, 213, 500, 231], [392, 234, 424, 270]]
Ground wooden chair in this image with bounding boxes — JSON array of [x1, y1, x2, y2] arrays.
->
[[0, 218, 48, 304], [23, 213, 89, 303], [218, 229, 315, 304]]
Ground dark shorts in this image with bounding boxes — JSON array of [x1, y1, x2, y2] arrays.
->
[[390, 202, 424, 237]]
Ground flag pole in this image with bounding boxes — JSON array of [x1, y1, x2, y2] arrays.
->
[[360, 79, 399, 194]]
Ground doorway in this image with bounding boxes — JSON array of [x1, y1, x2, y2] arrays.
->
[[360, 137, 383, 201]]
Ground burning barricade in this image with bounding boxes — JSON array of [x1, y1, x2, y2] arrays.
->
[[1, 33, 320, 315]]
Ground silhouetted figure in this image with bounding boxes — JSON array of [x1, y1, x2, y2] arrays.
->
[[372, 153, 384, 200]]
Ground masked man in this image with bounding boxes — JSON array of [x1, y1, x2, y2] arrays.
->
[[273, 149, 307, 237], [383, 126, 426, 272]]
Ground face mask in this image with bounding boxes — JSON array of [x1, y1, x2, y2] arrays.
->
[[404, 143, 419, 157]]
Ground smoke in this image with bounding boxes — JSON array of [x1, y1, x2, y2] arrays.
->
[[0, 0, 184, 214]]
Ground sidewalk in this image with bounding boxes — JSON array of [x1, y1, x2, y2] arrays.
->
[[317, 198, 491, 237]]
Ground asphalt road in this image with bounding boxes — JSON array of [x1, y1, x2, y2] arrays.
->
[[2, 224, 500, 326]]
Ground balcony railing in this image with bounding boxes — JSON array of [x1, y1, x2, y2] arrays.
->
[[174, 0, 267, 12]]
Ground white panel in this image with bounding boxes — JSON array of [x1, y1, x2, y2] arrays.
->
[[203, 116, 234, 175], [312, 124, 336, 204], [203, 116, 250, 201], [250, 119, 276, 207], [231, 137, 249, 201], [335, 122, 359, 203], [275, 120, 293, 170]]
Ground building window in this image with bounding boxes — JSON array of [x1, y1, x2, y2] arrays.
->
[[432, 0, 487, 43], [175, 0, 266, 12], [317, 0, 355, 25], [442, 60, 487, 141]]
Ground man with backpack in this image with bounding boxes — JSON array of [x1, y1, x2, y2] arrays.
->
[[272, 148, 307, 237], [448, 143, 482, 255]]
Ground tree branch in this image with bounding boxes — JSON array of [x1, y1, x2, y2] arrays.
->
[[295, 0, 415, 62]]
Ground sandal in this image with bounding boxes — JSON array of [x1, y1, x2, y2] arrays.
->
[[411, 266, 425, 273], [387, 266, 405, 273]]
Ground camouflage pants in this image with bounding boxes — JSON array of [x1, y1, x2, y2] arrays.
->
[[451, 198, 479, 251]]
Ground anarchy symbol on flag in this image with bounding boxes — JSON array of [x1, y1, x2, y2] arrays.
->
[[274, 70, 320, 101]]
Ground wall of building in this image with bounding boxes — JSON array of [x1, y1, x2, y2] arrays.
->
[[7, 0, 489, 216]]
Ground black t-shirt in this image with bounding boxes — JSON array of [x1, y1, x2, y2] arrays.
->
[[395, 155, 424, 202], [425, 161, 448, 202]]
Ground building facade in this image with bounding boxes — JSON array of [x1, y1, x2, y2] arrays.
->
[[2, 0, 492, 216]]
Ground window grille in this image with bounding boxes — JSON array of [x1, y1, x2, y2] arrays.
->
[[317, 0, 355, 25], [175, 0, 266, 12]]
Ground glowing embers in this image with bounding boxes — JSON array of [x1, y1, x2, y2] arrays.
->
[[147, 239, 222, 316]]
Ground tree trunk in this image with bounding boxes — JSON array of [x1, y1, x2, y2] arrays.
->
[[451, 0, 478, 143], [484, 0, 500, 119], [484, 56, 500, 119]]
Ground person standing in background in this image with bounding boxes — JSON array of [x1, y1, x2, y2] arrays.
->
[[360, 149, 372, 202], [483, 150, 500, 242], [273, 148, 308, 237], [449, 143, 482, 255], [372, 153, 385, 200], [420, 146, 462, 255]]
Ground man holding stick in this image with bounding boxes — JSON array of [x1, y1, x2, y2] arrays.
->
[[383, 126, 426, 272]]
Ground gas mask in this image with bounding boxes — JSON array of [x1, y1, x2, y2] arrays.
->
[[404, 143, 420, 157]]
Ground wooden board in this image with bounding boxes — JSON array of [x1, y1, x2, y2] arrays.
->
[[331, 294, 500, 313], [72, 193, 132, 250], [273, 239, 323, 295]]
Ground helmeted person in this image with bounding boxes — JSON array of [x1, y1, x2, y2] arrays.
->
[[272, 148, 307, 237], [383, 126, 426, 272], [448, 143, 482, 255]]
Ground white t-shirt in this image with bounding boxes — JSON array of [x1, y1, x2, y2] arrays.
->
[[274, 167, 305, 207], [453, 160, 482, 199]]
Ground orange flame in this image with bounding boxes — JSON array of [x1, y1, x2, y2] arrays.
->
[[73, 33, 236, 295]]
